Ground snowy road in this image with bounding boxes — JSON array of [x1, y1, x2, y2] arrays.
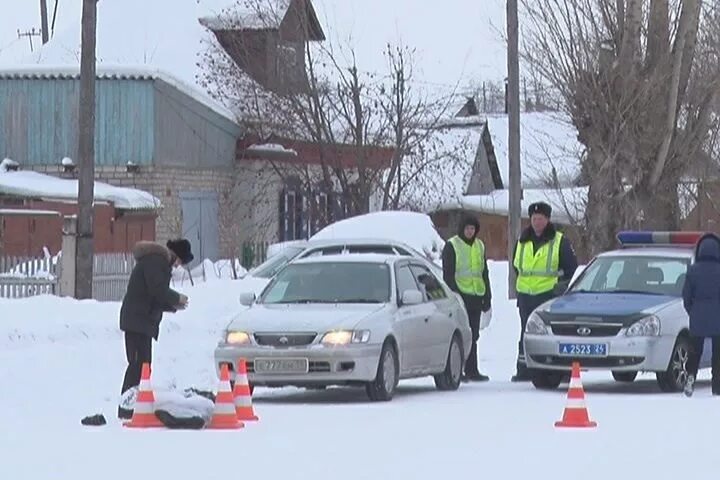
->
[[2, 263, 719, 479]]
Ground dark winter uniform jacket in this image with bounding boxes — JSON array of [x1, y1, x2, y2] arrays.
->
[[119, 242, 181, 340], [442, 217, 492, 311], [511, 223, 578, 294], [683, 233, 720, 337]]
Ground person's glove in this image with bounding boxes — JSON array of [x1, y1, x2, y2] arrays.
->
[[177, 294, 189, 310]]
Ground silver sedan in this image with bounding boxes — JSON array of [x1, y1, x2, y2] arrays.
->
[[214, 254, 471, 401]]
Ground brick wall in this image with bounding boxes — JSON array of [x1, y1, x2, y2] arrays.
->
[[28, 165, 235, 257]]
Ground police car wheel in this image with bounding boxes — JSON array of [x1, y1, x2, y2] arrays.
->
[[434, 333, 464, 391], [612, 371, 638, 383], [656, 336, 692, 393], [530, 370, 563, 390]]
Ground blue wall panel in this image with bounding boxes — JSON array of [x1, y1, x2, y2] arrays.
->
[[0, 78, 154, 166]]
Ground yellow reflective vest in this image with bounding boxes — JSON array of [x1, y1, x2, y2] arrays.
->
[[449, 236, 487, 296], [514, 232, 563, 295]]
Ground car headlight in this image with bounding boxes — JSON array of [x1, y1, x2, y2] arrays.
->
[[625, 315, 661, 337], [225, 331, 251, 345], [525, 312, 549, 335], [321, 330, 371, 346]]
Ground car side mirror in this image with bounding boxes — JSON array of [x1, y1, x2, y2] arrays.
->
[[239, 292, 256, 306], [401, 289, 424, 306]]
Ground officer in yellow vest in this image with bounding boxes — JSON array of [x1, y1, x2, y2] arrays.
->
[[442, 215, 491, 382], [511, 201, 577, 382]]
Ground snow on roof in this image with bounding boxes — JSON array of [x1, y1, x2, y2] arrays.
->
[[440, 187, 588, 225], [199, 0, 292, 30], [485, 112, 583, 188], [0, 0, 249, 124], [310, 210, 445, 264], [0, 169, 162, 210], [399, 124, 485, 213]]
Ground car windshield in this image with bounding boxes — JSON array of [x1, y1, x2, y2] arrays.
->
[[569, 255, 690, 297], [259, 262, 391, 304], [248, 246, 306, 279]]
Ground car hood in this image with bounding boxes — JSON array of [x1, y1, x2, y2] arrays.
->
[[225, 303, 387, 332], [543, 292, 679, 317]]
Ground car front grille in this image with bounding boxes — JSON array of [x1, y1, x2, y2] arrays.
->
[[254, 333, 317, 347], [246, 361, 331, 373], [550, 323, 623, 337]]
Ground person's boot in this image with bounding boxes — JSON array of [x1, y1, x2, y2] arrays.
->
[[465, 371, 490, 382], [684, 375, 695, 398]]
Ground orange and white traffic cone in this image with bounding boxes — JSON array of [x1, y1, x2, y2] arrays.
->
[[554, 361, 597, 428], [233, 359, 259, 421], [208, 364, 244, 430], [124, 363, 164, 428]]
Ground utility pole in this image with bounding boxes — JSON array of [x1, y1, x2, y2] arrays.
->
[[40, 0, 49, 44], [507, 0, 522, 299], [75, 0, 98, 299]]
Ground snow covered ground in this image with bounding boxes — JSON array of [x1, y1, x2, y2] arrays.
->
[[1, 260, 719, 479]]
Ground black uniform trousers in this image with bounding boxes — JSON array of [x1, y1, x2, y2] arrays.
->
[[121, 331, 153, 394], [515, 291, 556, 377], [688, 335, 720, 393], [465, 303, 483, 375]]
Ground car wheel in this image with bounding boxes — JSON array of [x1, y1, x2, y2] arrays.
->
[[530, 370, 563, 390], [366, 341, 399, 402], [612, 371, 638, 383], [434, 333, 464, 391], [656, 335, 692, 393]]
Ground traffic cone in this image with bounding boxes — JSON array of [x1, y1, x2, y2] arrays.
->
[[208, 364, 244, 430], [233, 359, 259, 421], [124, 363, 164, 428], [554, 362, 597, 428]]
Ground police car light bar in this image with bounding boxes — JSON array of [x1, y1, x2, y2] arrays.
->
[[616, 231, 705, 246]]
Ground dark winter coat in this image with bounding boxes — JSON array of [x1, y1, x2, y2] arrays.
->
[[682, 233, 720, 337], [442, 216, 491, 312], [119, 242, 181, 340], [511, 223, 578, 296]]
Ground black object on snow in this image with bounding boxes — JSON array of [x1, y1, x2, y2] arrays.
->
[[81, 414, 107, 426], [155, 410, 206, 430]]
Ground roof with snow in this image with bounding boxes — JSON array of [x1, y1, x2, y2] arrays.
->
[[0, 0, 253, 124], [0, 161, 162, 210], [485, 112, 583, 188], [440, 187, 588, 226]]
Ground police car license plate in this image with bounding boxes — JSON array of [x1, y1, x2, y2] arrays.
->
[[558, 343, 608, 356]]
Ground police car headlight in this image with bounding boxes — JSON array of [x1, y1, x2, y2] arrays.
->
[[625, 315, 661, 337], [525, 312, 549, 335]]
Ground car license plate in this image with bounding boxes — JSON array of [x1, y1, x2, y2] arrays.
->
[[558, 343, 608, 357], [254, 358, 309, 374]]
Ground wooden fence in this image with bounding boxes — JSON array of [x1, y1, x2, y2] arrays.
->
[[93, 253, 135, 302], [0, 256, 58, 298]]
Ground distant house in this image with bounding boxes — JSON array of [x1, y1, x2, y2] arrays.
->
[[0, 163, 160, 256], [0, 0, 391, 264], [425, 98, 588, 260]]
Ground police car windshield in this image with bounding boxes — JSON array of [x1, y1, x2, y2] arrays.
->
[[570, 255, 689, 297]]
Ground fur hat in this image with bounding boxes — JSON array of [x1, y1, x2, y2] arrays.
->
[[166, 239, 194, 265], [528, 201, 552, 218]]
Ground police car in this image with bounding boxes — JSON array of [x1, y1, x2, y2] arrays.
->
[[524, 231, 713, 392]]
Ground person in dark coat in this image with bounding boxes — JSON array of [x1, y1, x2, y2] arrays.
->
[[511, 202, 577, 382], [682, 233, 720, 397], [442, 215, 492, 382], [118, 239, 194, 419]]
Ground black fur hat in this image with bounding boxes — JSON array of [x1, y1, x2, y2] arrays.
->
[[166, 239, 194, 265], [528, 201, 552, 218]]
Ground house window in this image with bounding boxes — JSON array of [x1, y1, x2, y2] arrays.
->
[[280, 186, 338, 241]]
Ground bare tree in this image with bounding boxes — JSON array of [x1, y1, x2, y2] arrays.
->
[[198, 0, 470, 233], [520, 0, 720, 254]]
